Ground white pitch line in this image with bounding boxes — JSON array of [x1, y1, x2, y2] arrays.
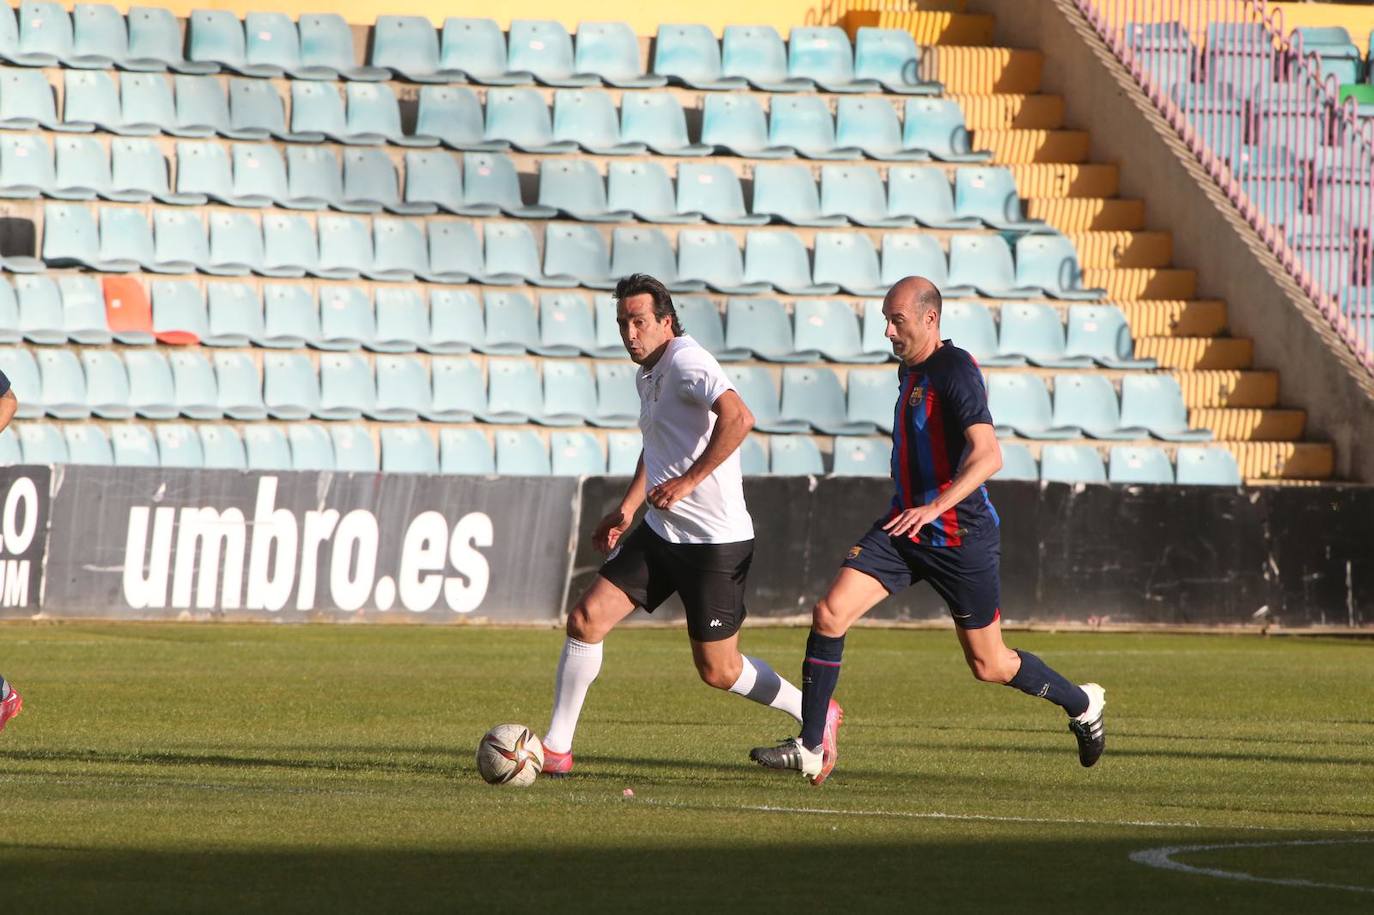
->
[[1130, 838, 1374, 894]]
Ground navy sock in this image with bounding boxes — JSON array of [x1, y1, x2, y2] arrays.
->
[[1008, 649, 1089, 717], [800, 632, 844, 750]]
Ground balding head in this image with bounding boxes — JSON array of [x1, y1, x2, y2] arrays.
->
[[885, 275, 942, 320], [881, 276, 943, 365]]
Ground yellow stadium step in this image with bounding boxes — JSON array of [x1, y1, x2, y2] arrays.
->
[[948, 93, 1064, 130], [1027, 197, 1144, 232], [1191, 408, 1307, 442], [1117, 300, 1228, 337], [1225, 442, 1334, 481], [1173, 371, 1278, 409], [843, 10, 995, 46], [1008, 164, 1118, 199], [1068, 231, 1173, 269], [1084, 267, 1195, 299], [974, 129, 1090, 164], [1136, 336, 1253, 370], [923, 46, 1043, 94]]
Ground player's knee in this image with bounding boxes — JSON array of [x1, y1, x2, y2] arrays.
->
[[695, 656, 741, 690], [812, 598, 847, 638], [966, 654, 1014, 684], [565, 604, 606, 643]]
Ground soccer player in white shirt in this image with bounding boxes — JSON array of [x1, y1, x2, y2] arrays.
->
[[542, 274, 816, 775]]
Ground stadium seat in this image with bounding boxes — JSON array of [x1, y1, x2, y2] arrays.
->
[[605, 431, 642, 475], [725, 297, 813, 362], [723, 365, 810, 433], [285, 424, 334, 470], [793, 298, 887, 364], [768, 435, 824, 475], [167, 349, 218, 418], [259, 212, 321, 276], [1108, 445, 1174, 484], [854, 28, 940, 94], [947, 235, 1039, 298], [177, 141, 265, 207], [429, 220, 488, 283], [482, 357, 544, 423], [783, 365, 878, 435], [150, 280, 207, 345], [210, 351, 266, 420], [486, 88, 578, 153], [314, 215, 375, 280], [125, 7, 217, 73], [154, 423, 204, 468], [575, 22, 665, 88], [903, 98, 992, 162], [70, 4, 142, 72], [880, 234, 974, 297], [1016, 235, 1107, 300], [675, 296, 748, 360], [371, 287, 430, 353], [203, 283, 262, 348], [593, 362, 639, 427], [79, 349, 132, 418], [35, 349, 88, 418], [110, 424, 159, 467], [380, 427, 438, 474], [769, 96, 862, 159], [539, 159, 629, 222], [721, 25, 811, 92], [1, 68, 80, 132], [242, 425, 292, 470], [508, 20, 597, 87], [317, 285, 375, 350], [373, 217, 448, 282], [440, 18, 525, 86], [1040, 444, 1106, 484], [0, 348, 41, 417], [541, 361, 599, 425], [1175, 446, 1242, 485], [751, 164, 843, 227], [739, 434, 768, 475], [1052, 374, 1148, 440], [402, 149, 466, 214], [206, 210, 275, 277], [700, 94, 792, 158], [427, 355, 484, 422], [677, 230, 765, 294], [461, 151, 556, 219], [832, 435, 889, 475], [744, 231, 838, 295], [819, 164, 913, 228], [291, 81, 390, 145], [19, 421, 67, 463], [415, 86, 504, 152], [372, 355, 428, 421], [297, 13, 386, 81], [48, 135, 106, 201], [608, 160, 695, 223], [14, 2, 77, 68], [994, 442, 1038, 480], [148, 208, 210, 274], [199, 424, 245, 469], [231, 143, 292, 208], [813, 232, 887, 296], [39, 204, 113, 271], [124, 348, 177, 418], [612, 227, 704, 292], [494, 428, 551, 475], [835, 97, 929, 161], [347, 83, 437, 148], [0, 279, 16, 343], [676, 163, 766, 226], [543, 223, 615, 290], [485, 221, 569, 287], [997, 302, 1094, 368], [653, 24, 748, 90], [63, 70, 149, 135], [987, 374, 1079, 439], [845, 367, 896, 433], [115, 73, 182, 138], [330, 425, 379, 472], [189, 9, 281, 77], [243, 12, 324, 81], [440, 428, 496, 475], [1205, 22, 1275, 89], [263, 352, 320, 420], [232, 78, 316, 142], [15, 274, 65, 344], [101, 275, 155, 344], [61, 275, 111, 343], [111, 138, 204, 205], [1122, 22, 1193, 93], [1065, 305, 1156, 369], [170, 74, 233, 137], [1119, 375, 1213, 441], [954, 167, 1048, 232], [789, 27, 879, 93], [941, 301, 1023, 367], [429, 288, 485, 354], [552, 89, 645, 156], [371, 15, 461, 83], [620, 93, 710, 156], [63, 423, 112, 464], [589, 295, 626, 358], [539, 293, 599, 355]]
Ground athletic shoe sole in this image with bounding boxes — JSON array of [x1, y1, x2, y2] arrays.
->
[[811, 699, 844, 786], [0, 690, 22, 734]]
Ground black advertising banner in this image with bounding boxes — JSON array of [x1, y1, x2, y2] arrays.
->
[[42, 467, 577, 622], [0, 465, 50, 617]]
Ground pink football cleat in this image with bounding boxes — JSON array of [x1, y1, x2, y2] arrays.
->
[[811, 699, 844, 786], [0, 686, 22, 734], [542, 747, 574, 776]]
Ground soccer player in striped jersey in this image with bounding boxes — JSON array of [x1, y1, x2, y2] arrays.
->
[[750, 276, 1105, 785]]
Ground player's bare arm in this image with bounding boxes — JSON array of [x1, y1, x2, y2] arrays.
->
[[883, 423, 1003, 538], [647, 390, 754, 512], [594, 453, 648, 554], [0, 389, 17, 434]]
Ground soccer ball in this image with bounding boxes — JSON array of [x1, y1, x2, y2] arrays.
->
[[475, 724, 545, 786]]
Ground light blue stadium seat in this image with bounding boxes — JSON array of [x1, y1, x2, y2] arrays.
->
[[124, 348, 177, 418], [620, 92, 710, 156], [1052, 374, 1147, 440], [886, 166, 980, 229], [739, 434, 767, 475], [111, 137, 204, 206], [590, 294, 626, 357], [721, 25, 811, 91], [987, 374, 1079, 439], [551, 88, 645, 156], [575, 22, 665, 88], [1122, 22, 1192, 93], [768, 435, 824, 475], [18, 421, 67, 463], [79, 349, 132, 418], [1108, 445, 1174, 484], [653, 24, 747, 90], [206, 209, 276, 277], [672, 162, 762, 226], [40, 203, 97, 269], [781, 365, 878, 435], [261, 212, 325, 276], [370, 355, 427, 421], [845, 367, 896, 432], [508, 20, 598, 87], [1065, 305, 1156, 369], [1016, 234, 1107, 300], [723, 365, 809, 433], [371, 287, 430, 353], [57, 275, 111, 346], [540, 293, 599, 356], [317, 352, 372, 420], [150, 280, 209, 344], [203, 283, 261, 347], [346, 83, 437, 148], [63, 70, 152, 135], [997, 302, 1094, 368], [700, 93, 792, 158], [482, 357, 545, 423], [769, 96, 861, 159], [1175, 446, 1241, 485], [854, 28, 940, 95], [286, 424, 334, 470], [954, 167, 1048, 231], [0, 278, 16, 343], [290, 81, 382, 145], [813, 231, 887, 296], [793, 298, 887, 364], [832, 435, 889, 475], [376, 217, 452, 283], [461, 151, 556, 219], [241, 425, 291, 470], [17, 2, 97, 68], [789, 27, 879, 93], [402, 149, 465, 214], [263, 351, 320, 420], [494, 428, 550, 475], [880, 233, 974, 297], [429, 220, 488, 283], [177, 140, 267, 207], [35, 349, 88, 418], [941, 301, 1021, 367], [607, 160, 694, 224], [212, 350, 266, 419], [543, 223, 614, 290], [426, 289, 482, 355], [551, 430, 606, 477], [154, 423, 204, 468], [1040, 444, 1106, 484], [97, 205, 160, 271], [440, 18, 526, 86], [149, 208, 209, 274], [539, 158, 629, 222], [675, 296, 748, 360], [440, 427, 496, 475], [903, 98, 992, 162], [948, 235, 1039, 298], [612, 226, 703, 292], [541, 360, 599, 425], [315, 214, 377, 280], [477, 291, 539, 355], [170, 74, 237, 137], [1205, 22, 1275, 90], [197, 424, 244, 469], [189, 9, 281, 77], [994, 441, 1038, 480], [243, 12, 327, 81], [1119, 375, 1212, 442], [316, 284, 374, 350], [380, 426, 438, 473], [231, 78, 314, 142], [49, 135, 107, 201], [427, 355, 484, 421], [167, 349, 218, 419], [231, 143, 294, 208], [725, 297, 812, 363], [744, 231, 838, 295], [605, 430, 641, 475], [752, 163, 845, 227], [330, 425, 378, 472], [15, 274, 65, 344], [835, 97, 929, 161], [415, 86, 504, 151], [281, 144, 349, 211], [593, 361, 638, 427], [370, 15, 461, 84], [63, 422, 112, 464], [110, 424, 159, 467], [298, 13, 386, 81], [819, 164, 913, 228], [126, 6, 218, 74], [70, 4, 142, 72], [0, 348, 40, 417], [485, 88, 578, 153], [485, 221, 569, 286], [1, 68, 83, 132]]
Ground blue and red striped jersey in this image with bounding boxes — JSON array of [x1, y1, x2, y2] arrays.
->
[[888, 340, 999, 546]]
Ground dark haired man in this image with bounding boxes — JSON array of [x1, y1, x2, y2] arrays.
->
[[542, 274, 819, 774]]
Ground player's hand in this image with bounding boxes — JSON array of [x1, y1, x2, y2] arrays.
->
[[593, 510, 631, 554], [646, 475, 697, 512], [882, 504, 943, 539]]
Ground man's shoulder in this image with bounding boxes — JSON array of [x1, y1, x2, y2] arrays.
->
[[665, 336, 724, 375]]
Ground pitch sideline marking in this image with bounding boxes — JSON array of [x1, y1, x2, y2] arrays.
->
[[1129, 838, 1374, 894]]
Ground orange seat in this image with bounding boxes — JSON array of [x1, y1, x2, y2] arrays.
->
[[101, 276, 156, 343]]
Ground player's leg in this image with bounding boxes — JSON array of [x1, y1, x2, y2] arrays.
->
[[691, 634, 802, 722], [0, 673, 21, 733]]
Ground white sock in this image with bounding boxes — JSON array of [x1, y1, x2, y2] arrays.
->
[[729, 656, 803, 723], [544, 637, 603, 754]]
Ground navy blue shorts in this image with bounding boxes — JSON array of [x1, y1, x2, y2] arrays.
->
[[842, 522, 1001, 629]]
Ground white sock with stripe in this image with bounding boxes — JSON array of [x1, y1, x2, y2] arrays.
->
[[729, 656, 803, 723]]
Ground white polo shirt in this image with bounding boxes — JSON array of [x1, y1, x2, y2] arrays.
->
[[636, 335, 754, 545]]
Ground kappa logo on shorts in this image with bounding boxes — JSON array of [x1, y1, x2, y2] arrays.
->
[[847, 546, 862, 559], [709, 619, 723, 628]]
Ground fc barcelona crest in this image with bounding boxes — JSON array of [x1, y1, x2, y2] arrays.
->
[[909, 385, 925, 406]]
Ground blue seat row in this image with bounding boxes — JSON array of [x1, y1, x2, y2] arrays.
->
[[1013, 443, 1242, 486], [988, 373, 1210, 442]]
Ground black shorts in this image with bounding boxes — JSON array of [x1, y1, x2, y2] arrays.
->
[[842, 521, 1001, 629], [599, 523, 753, 642]]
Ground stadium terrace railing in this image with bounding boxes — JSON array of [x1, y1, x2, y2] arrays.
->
[[1076, 0, 1374, 374]]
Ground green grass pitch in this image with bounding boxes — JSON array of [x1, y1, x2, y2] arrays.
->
[[2, 623, 1372, 913]]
